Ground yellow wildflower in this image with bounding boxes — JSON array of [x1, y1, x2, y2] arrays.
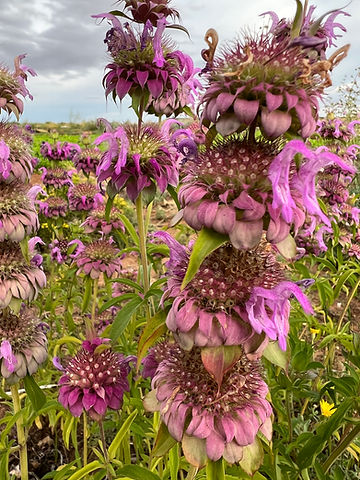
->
[[63, 223, 70, 228], [41, 223, 48, 228], [310, 327, 320, 334], [320, 399, 336, 417]]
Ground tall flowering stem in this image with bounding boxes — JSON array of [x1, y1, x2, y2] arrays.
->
[[136, 194, 150, 294], [206, 459, 225, 480], [11, 384, 28, 480], [91, 278, 99, 335]]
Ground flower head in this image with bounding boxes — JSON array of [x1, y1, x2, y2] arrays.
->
[[40, 141, 81, 162], [49, 238, 82, 264], [38, 196, 68, 218], [0, 55, 36, 120], [40, 167, 74, 189], [95, 122, 178, 201], [156, 232, 311, 351], [200, 2, 349, 140], [73, 238, 122, 278], [319, 399, 336, 417], [68, 183, 104, 211], [119, 0, 180, 25], [0, 240, 46, 309], [94, 14, 199, 116], [0, 182, 40, 241], [0, 307, 48, 384], [82, 205, 125, 235], [144, 342, 272, 464], [58, 338, 133, 420], [0, 123, 33, 182], [73, 147, 102, 175]]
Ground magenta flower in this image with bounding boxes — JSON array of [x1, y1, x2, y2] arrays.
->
[[0, 241, 46, 309], [0, 55, 36, 120], [348, 244, 360, 260], [38, 196, 68, 218], [40, 141, 81, 162], [112, 268, 138, 297], [82, 205, 125, 235], [73, 238, 122, 279], [0, 307, 48, 384], [0, 182, 41, 241], [144, 342, 272, 464], [0, 123, 33, 182], [156, 232, 311, 351], [268, 140, 356, 238], [316, 118, 360, 142], [95, 121, 178, 202], [49, 238, 82, 264], [119, 0, 180, 25], [73, 147, 102, 175], [68, 183, 104, 211], [94, 14, 199, 116], [40, 167, 74, 188], [58, 338, 133, 420], [94, 307, 117, 334]]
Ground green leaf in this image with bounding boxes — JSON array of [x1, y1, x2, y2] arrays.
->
[[119, 214, 139, 246], [275, 234, 297, 259], [111, 278, 143, 293], [110, 297, 144, 340], [290, 0, 304, 38], [263, 341, 289, 371], [169, 444, 180, 480], [108, 409, 138, 460], [201, 345, 242, 388], [67, 460, 103, 480], [82, 276, 92, 313], [167, 185, 180, 210], [334, 269, 359, 299], [105, 195, 115, 222], [151, 422, 177, 457], [23, 375, 46, 411], [181, 228, 228, 289], [115, 465, 161, 480], [166, 23, 191, 38], [137, 309, 167, 371], [239, 438, 264, 476]]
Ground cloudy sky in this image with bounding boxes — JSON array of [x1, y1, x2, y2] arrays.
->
[[0, 0, 358, 123]]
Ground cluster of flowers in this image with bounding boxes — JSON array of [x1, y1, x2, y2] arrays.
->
[[0, 57, 48, 384], [138, 1, 352, 468], [40, 140, 81, 162]]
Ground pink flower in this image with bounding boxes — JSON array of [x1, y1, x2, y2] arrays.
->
[[0, 123, 33, 183], [144, 342, 272, 464], [40, 141, 81, 161], [0, 241, 46, 309], [73, 147, 102, 175], [156, 232, 311, 352], [49, 238, 82, 264], [82, 205, 125, 235], [58, 338, 133, 420], [0, 182, 41, 241], [68, 183, 103, 211], [38, 196, 68, 218], [0, 307, 48, 384], [95, 122, 178, 202], [40, 167, 74, 188], [72, 238, 122, 279]]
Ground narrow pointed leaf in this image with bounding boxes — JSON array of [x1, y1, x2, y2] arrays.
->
[[108, 409, 138, 459], [23, 375, 46, 411]]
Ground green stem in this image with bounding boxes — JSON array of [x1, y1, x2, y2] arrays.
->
[[286, 390, 293, 443], [11, 384, 28, 480], [322, 423, 360, 473], [135, 194, 150, 294], [83, 412, 88, 467], [99, 420, 113, 480], [206, 459, 225, 480], [85, 278, 98, 340]]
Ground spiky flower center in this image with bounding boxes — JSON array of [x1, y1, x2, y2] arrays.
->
[[0, 125, 31, 159], [57, 240, 69, 254], [153, 343, 265, 414], [65, 348, 123, 389], [126, 125, 165, 162], [0, 241, 30, 276], [45, 168, 70, 179], [188, 242, 284, 311], [0, 183, 31, 213], [46, 197, 67, 208], [71, 183, 99, 198], [84, 240, 119, 262], [0, 310, 40, 351], [188, 139, 279, 201], [77, 148, 102, 161]]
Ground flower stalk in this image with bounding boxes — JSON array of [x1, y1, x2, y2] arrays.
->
[[135, 194, 150, 294], [206, 459, 225, 480], [83, 412, 88, 467], [11, 384, 28, 480], [322, 423, 360, 473]]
